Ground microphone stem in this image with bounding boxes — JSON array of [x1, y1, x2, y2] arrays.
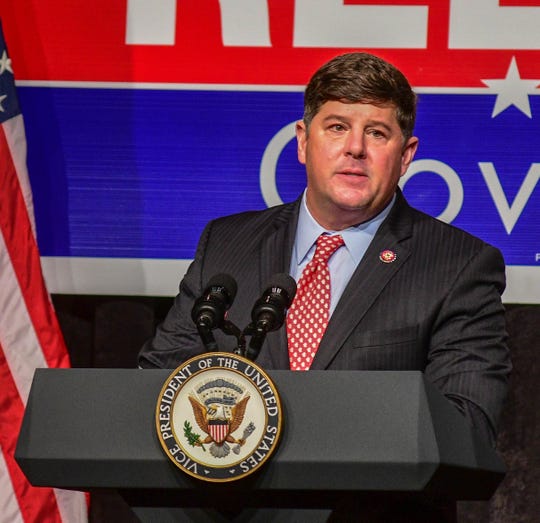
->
[[246, 324, 267, 361], [196, 321, 219, 352]]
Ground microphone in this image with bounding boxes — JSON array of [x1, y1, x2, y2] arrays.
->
[[246, 273, 297, 360], [191, 274, 238, 351]]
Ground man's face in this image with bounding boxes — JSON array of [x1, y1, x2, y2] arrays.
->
[[296, 100, 418, 230]]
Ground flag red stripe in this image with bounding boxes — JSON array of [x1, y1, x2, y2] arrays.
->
[[0, 123, 70, 370], [0, 341, 62, 523]]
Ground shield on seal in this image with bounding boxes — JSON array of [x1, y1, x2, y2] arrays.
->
[[208, 419, 229, 443]]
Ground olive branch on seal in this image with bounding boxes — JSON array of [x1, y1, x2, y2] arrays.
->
[[183, 420, 206, 451]]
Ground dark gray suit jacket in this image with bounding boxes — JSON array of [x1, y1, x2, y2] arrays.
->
[[139, 190, 511, 444]]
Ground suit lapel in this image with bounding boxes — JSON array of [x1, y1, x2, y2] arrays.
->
[[310, 192, 414, 370], [257, 199, 300, 369], [258, 202, 299, 286]]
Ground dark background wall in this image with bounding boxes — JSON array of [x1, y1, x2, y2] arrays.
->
[[52, 295, 540, 522]]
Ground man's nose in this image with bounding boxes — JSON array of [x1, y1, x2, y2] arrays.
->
[[344, 129, 366, 158]]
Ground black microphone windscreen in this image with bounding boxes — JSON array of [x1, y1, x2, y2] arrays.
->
[[264, 273, 297, 305], [205, 273, 238, 304]]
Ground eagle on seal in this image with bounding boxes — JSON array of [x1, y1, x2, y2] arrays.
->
[[188, 394, 250, 458]]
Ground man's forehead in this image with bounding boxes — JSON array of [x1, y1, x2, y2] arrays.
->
[[316, 99, 399, 121]]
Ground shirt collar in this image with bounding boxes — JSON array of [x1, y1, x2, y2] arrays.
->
[[294, 190, 396, 266]]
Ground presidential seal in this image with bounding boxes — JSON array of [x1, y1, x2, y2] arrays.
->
[[156, 353, 282, 482]]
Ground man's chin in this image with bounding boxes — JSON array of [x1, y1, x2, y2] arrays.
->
[[331, 194, 373, 213]]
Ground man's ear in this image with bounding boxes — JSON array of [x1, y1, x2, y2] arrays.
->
[[296, 120, 307, 165], [400, 136, 419, 176]]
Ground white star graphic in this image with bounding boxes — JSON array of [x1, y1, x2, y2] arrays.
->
[[0, 50, 13, 75], [482, 57, 540, 118], [0, 94, 7, 112]]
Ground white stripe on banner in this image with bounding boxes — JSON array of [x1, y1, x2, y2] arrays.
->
[[41, 256, 191, 297], [40, 256, 540, 304], [16, 79, 502, 95]]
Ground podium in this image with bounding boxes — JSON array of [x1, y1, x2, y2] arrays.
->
[[16, 369, 505, 521]]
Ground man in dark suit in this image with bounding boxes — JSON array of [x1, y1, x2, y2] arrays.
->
[[139, 52, 510, 448]]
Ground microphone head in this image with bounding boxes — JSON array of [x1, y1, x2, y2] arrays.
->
[[264, 273, 297, 306], [246, 273, 297, 358], [191, 273, 238, 328], [204, 273, 238, 306], [251, 273, 297, 331]]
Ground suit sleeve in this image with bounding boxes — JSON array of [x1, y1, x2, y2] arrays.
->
[[137, 221, 213, 369], [425, 244, 511, 446]]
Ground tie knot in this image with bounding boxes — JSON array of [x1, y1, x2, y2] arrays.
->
[[313, 234, 344, 264]]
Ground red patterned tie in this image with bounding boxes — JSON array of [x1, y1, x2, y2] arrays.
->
[[287, 234, 345, 371]]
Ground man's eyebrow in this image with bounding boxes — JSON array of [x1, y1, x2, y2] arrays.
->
[[364, 119, 394, 133], [321, 113, 350, 123], [321, 114, 394, 133]]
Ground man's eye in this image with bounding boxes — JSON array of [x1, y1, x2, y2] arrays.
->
[[329, 124, 345, 131], [368, 129, 385, 138]]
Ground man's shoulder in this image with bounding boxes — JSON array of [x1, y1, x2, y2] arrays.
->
[[405, 205, 505, 275], [392, 190, 489, 245], [209, 199, 300, 231], [410, 205, 492, 248]]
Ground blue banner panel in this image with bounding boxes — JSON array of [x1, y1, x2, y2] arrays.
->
[[19, 87, 540, 266]]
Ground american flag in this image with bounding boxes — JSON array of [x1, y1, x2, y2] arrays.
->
[[0, 22, 87, 523]]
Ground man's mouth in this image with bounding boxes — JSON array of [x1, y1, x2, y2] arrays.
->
[[337, 169, 367, 177]]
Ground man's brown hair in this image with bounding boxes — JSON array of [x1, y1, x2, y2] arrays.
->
[[303, 53, 417, 141]]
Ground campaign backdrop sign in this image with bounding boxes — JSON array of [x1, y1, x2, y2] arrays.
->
[[1, 0, 539, 302]]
